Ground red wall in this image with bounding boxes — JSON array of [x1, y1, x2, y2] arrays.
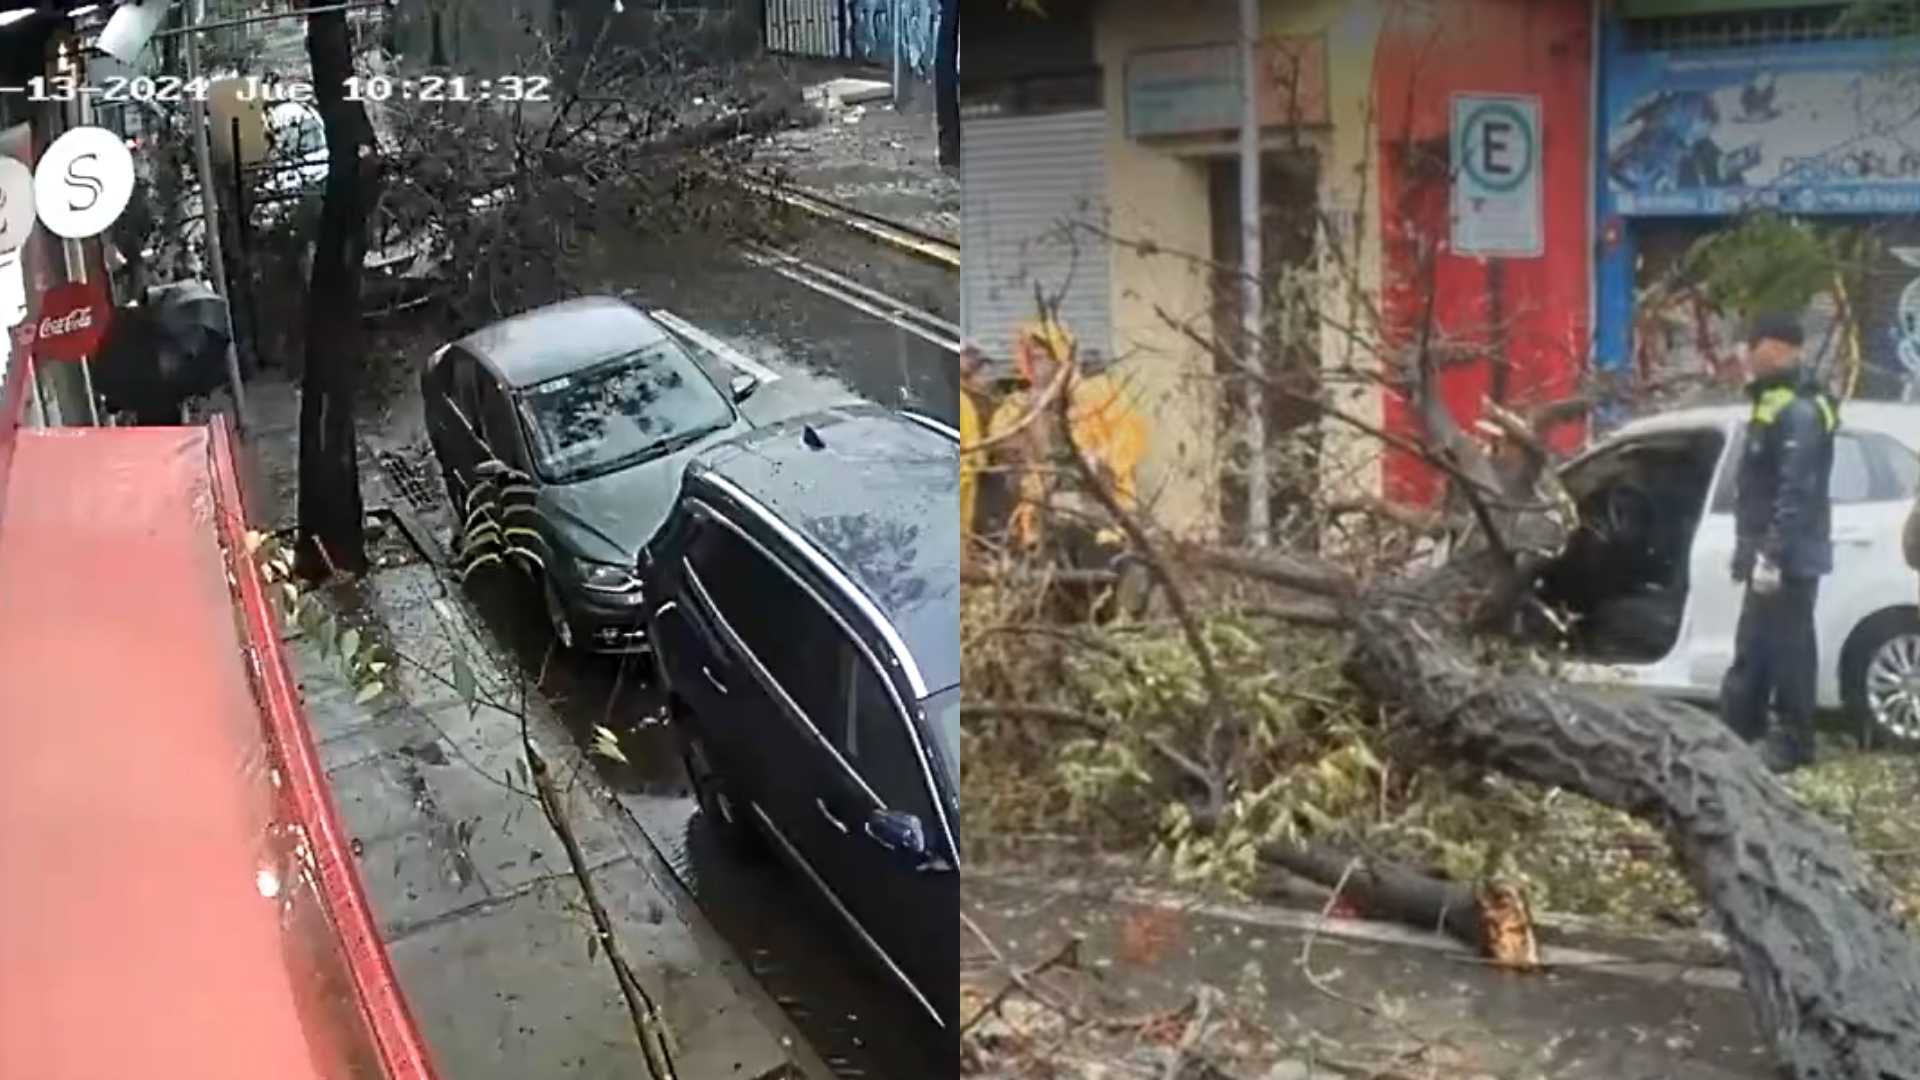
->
[[1374, 0, 1592, 504]]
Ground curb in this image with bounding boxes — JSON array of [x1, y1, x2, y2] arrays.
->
[[740, 176, 961, 269]]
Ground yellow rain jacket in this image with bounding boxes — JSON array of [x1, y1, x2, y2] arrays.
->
[[988, 321, 1148, 547], [959, 389, 981, 538]]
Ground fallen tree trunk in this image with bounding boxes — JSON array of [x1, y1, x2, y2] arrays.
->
[[1025, 294, 1920, 1075], [1258, 842, 1484, 951], [1344, 562, 1920, 1078]]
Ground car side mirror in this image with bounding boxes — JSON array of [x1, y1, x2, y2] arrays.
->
[[730, 373, 759, 403], [864, 808, 928, 858]]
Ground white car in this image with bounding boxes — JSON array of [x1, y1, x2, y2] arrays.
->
[[1541, 400, 1920, 743]]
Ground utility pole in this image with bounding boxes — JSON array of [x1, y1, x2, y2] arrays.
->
[[891, 0, 907, 106], [62, 68, 101, 426], [182, 0, 248, 429], [1237, 0, 1268, 545]]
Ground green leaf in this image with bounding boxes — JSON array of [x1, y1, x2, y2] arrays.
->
[[587, 932, 600, 961], [353, 681, 385, 705], [451, 652, 478, 708], [340, 628, 362, 663]]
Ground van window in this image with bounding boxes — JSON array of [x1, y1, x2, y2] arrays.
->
[[839, 651, 937, 820], [688, 521, 839, 729]]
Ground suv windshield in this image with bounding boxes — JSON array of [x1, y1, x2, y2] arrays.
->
[[923, 685, 958, 792], [517, 342, 732, 484]]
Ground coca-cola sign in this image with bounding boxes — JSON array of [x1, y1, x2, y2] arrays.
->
[[14, 281, 107, 363]]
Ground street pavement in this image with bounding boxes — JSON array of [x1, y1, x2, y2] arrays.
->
[[966, 872, 1777, 1080], [613, 248, 959, 425], [757, 89, 957, 241]]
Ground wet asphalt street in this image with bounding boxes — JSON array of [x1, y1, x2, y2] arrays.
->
[[377, 241, 958, 1079], [608, 241, 960, 428]]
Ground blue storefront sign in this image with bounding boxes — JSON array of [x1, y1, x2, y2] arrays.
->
[[1604, 37, 1920, 216]]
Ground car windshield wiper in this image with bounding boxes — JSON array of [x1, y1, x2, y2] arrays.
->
[[629, 424, 721, 462]]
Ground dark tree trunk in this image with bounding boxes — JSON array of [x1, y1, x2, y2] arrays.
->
[[1342, 545, 1920, 1078], [934, 0, 959, 168], [293, 0, 378, 580]]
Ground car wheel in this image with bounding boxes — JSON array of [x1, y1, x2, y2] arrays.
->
[[678, 719, 763, 856], [1841, 608, 1920, 748], [541, 575, 578, 652]]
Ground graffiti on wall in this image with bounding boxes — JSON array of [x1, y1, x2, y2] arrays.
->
[[1857, 238, 1920, 402], [850, 0, 937, 77]]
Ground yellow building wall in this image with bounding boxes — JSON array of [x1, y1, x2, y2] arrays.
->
[[1093, 0, 1388, 537]]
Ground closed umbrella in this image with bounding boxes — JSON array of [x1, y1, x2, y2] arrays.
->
[[92, 282, 233, 424]]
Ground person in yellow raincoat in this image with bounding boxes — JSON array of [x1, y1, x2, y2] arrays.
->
[[959, 342, 986, 542], [985, 319, 1148, 552]]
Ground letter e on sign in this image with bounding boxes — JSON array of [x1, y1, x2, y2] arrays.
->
[[1450, 93, 1543, 258], [28, 281, 109, 363]]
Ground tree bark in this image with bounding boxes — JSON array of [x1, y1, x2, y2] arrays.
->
[[1341, 546, 1920, 1078], [294, 0, 377, 580], [934, 0, 960, 168]]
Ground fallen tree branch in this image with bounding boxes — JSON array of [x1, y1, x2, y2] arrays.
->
[[960, 913, 1087, 1034], [965, 700, 1219, 799], [515, 648, 680, 1080]]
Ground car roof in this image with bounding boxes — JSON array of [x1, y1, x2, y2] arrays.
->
[[1607, 399, 1920, 451], [690, 404, 961, 693], [455, 296, 670, 389]]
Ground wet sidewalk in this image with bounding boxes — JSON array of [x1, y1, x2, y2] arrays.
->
[[755, 80, 956, 240], [290, 558, 820, 1080], [242, 377, 828, 1080], [966, 872, 1776, 1080]]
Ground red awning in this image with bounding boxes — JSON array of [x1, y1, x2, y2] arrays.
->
[[0, 422, 437, 1080]]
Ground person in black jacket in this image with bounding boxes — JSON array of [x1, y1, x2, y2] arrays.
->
[[1720, 312, 1837, 772]]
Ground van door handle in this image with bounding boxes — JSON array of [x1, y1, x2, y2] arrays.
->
[[701, 665, 727, 694]]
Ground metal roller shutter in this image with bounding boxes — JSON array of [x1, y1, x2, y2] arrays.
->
[[960, 109, 1111, 370]]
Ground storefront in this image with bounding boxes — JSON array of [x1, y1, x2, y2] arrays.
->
[[959, 92, 1113, 369], [1594, 11, 1920, 399]]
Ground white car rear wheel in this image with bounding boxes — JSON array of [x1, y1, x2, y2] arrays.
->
[[1842, 608, 1920, 747]]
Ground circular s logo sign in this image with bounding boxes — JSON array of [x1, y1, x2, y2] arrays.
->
[[33, 125, 135, 240], [0, 157, 35, 257]]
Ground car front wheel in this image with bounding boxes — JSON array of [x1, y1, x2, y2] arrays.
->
[[1841, 607, 1920, 747]]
